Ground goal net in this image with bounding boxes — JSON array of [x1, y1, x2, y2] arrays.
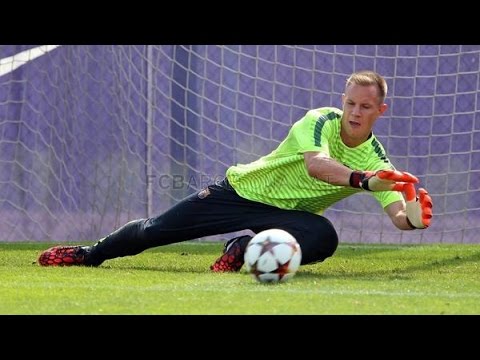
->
[[0, 45, 478, 243]]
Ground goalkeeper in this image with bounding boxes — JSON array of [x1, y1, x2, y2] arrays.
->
[[38, 70, 433, 271]]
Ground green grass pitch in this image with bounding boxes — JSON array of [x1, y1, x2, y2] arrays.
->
[[0, 242, 479, 314]]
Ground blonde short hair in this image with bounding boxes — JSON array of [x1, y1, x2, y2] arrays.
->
[[346, 71, 388, 104]]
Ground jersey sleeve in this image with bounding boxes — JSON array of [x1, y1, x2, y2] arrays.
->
[[373, 190, 404, 209], [290, 108, 340, 156]]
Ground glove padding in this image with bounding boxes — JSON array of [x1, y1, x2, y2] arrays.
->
[[350, 170, 419, 192], [403, 183, 433, 229]]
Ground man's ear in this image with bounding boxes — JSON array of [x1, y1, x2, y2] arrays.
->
[[379, 102, 388, 115]]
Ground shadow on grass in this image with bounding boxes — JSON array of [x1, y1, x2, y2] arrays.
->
[[334, 244, 418, 258], [25, 242, 480, 279], [299, 251, 480, 280], [99, 250, 480, 278], [100, 264, 214, 274]]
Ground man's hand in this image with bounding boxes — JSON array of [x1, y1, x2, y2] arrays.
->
[[350, 169, 419, 192], [403, 183, 433, 229]]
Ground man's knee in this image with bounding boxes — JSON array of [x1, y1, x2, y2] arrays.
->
[[317, 220, 339, 256], [297, 218, 338, 265]]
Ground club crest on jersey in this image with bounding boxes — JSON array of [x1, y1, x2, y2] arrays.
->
[[197, 187, 211, 199]]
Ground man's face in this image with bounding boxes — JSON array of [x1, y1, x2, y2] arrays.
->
[[341, 84, 387, 147]]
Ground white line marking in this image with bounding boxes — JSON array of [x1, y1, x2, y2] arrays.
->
[[4, 282, 479, 299]]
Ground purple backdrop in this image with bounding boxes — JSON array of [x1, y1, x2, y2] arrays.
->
[[0, 45, 478, 243]]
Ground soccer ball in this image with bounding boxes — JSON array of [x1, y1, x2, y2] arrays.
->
[[244, 229, 302, 283]]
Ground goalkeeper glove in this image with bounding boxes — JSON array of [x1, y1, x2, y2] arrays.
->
[[403, 183, 433, 229], [349, 169, 419, 192]]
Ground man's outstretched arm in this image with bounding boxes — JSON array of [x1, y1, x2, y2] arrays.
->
[[304, 152, 418, 191], [304, 152, 353, 185]]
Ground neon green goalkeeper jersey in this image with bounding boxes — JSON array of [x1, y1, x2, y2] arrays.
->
[[226, 107, 403, 215]]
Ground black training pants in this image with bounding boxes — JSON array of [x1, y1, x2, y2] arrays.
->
[[90, 178, 339, 265]]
